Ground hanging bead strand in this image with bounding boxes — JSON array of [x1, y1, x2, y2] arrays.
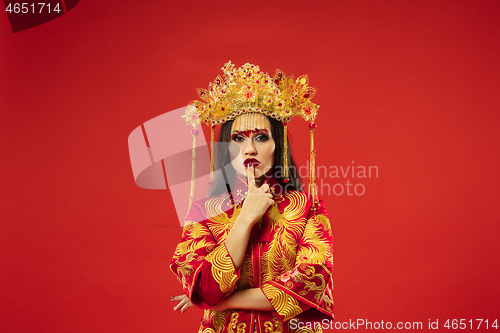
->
[[283, 122, 289, 183], [309, 122, 319, 208], [209, 124, 215, 186], [185, 128, 199, 220]]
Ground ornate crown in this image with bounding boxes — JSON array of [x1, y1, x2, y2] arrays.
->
[[181, 61, 321, 213], [183, 61, 319, 126]]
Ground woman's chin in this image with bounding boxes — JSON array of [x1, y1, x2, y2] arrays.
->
[[254, 168, 274, 180]]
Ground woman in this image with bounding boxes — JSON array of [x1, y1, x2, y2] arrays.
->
[[170, 62, 333, 333]]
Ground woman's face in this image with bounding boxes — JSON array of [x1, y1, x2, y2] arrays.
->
[[229, 114, 275, 180]]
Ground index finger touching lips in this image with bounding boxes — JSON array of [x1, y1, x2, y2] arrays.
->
[[246, 164, 256, 187]]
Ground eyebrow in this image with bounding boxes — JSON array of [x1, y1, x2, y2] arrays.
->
[[231, 128, 269, 136]]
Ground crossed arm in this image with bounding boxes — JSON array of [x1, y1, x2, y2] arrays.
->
[[172, 287, 274, 313], [172, 166, 274, 313]]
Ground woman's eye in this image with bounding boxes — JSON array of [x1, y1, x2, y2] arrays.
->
[[255, 134, 269, 142], [231, 134, 245, 142]]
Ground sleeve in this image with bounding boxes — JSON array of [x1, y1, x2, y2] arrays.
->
[[260, 198, 334, 322], [170, 202, 241, 308]]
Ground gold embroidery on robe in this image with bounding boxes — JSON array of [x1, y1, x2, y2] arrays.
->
[[263, 314, 283, 333], [262, 284, 303, 321], [171, 175, 333, 333], [228, 312, 246, 333], [205, 245, 239, 293]]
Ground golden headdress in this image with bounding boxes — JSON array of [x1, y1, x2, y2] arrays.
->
[[182, 61, 320, 211]]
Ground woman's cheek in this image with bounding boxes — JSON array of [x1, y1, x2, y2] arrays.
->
[[228, 142, 241, 159]]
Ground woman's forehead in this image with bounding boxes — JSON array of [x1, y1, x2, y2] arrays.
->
[[231, 113, 271, 133]]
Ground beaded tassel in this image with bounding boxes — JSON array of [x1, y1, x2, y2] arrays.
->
[[209, 124, 215, 185], [283, 123, 289, 183], [309, 122, 319, 208], [185, 128, 198, 219]]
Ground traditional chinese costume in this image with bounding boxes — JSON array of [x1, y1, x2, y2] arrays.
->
[[171, 173, 334, 333]]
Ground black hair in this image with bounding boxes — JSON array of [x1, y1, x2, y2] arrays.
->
[[207, 115, 303, 197]]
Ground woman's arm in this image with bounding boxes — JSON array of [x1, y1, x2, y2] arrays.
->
[[224, 215, 253, 269], [171, 204, 241, 308], [171, 166, 274, 309], [212, 288, 274, 311], [225, 165, 274, 269], [170, 288, 274, 314]]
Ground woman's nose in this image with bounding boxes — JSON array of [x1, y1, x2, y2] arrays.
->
[[243, 138, 257, 155]]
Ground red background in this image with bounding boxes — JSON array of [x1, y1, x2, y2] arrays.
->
[[1, 1, 499, 332]]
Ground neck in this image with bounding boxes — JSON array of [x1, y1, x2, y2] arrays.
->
[[254, 175, 265, 187]]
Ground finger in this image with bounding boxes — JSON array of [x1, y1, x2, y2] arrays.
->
[[246, 164, 256, 188], [260, 184, 270, 193], [265, 193, 273, 199], [174, 299, 187, 310], [170, 295, 185, 301], [180, 302, 192, 313]]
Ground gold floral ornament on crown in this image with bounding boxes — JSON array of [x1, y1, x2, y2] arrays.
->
[[182, 61, 321, 215]]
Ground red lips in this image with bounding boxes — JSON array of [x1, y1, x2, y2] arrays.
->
[[243, 158, 261, 167]]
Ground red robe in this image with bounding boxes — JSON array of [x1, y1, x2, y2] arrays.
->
[[171, 174, 334, 332]]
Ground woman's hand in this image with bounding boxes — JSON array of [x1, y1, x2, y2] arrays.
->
[[225, 165, 275, 269], [239, 165, 275, 226], [171, 294, 194, 313]]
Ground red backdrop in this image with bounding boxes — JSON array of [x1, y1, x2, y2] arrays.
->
[[1, 1, 499, 332]]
